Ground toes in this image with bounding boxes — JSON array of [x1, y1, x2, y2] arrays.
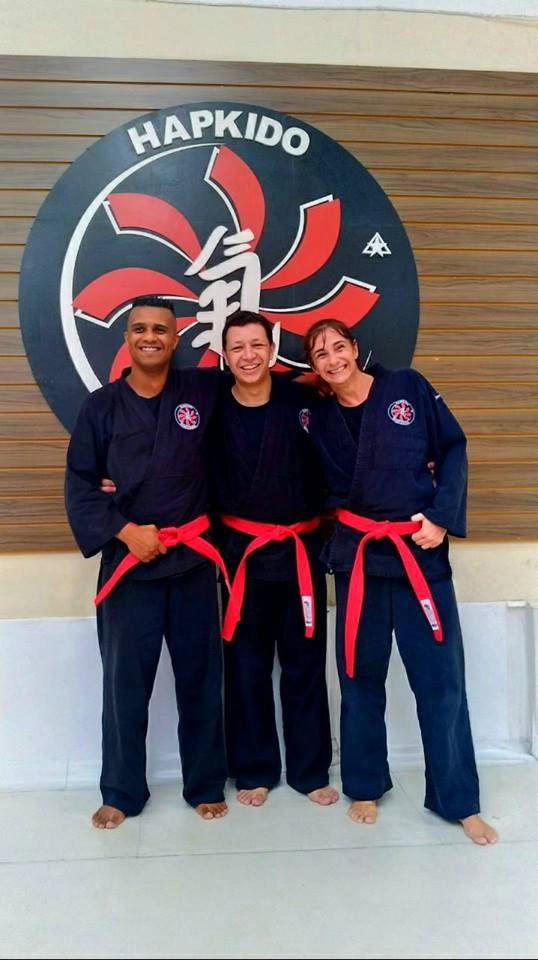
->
[[460, 815, 499, 845], [307, 787, 340, 805], [195, 802, 228, 820], [237, 788, 268, 807], [348, 801, 377, 824], [250, 788, 268, 807], [91, 806, 125, 830]]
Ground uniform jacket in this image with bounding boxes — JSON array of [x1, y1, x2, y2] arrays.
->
[[210, 376, 326, 580], [65, 368, 219, 579], [308, 365, 467, 579]]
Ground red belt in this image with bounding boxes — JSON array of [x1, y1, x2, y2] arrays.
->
[[336, 509, 443, 678], [220, 515, 321, 642], [94, 513, 231, 606]]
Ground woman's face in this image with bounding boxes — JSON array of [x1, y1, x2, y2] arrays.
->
[[310, 327, 359, 390]]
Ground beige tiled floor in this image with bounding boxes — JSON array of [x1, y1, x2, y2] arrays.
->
[[0, 760, 537, 959]]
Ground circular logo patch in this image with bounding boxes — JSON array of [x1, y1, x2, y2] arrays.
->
[[388, 398, 415, 425], [299, 407, 311, 432], [19, 101, 419, 432], [174, 403, 200, 430]]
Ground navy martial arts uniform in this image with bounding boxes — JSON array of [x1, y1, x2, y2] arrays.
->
[[211, 376, 333, 795], [65, 368, 227, 816], [309, 365, 481, 822]]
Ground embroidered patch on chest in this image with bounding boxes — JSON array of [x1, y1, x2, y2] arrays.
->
[[299, 407, 311, 432], [387, 398, 415, 425], [174, 403, 200, 430]]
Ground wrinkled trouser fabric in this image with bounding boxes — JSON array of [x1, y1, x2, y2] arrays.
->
[[222, 573, 333, 795], [334, 573, 480, 821], [96, 562, 227, 815]]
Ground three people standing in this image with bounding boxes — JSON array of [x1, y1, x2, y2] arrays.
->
[[65, 296, 498, 845]]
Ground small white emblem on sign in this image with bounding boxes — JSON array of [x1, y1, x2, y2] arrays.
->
[[362, 232, 391, 257]]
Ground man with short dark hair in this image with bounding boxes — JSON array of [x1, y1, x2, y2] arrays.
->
[[212, 310, 338, 808], [65, 295, 229, 828]]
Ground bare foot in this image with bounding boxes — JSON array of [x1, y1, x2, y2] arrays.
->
[[195, 801, 228, 820], [91, 804, 126, 830], [237, 787, 269, 806], [307, 786, 340, 805], [460, 814, 499, 845], [348, 799, 377, 824]]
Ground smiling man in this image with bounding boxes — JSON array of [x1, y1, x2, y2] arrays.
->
[[211, 309, 338, 808], [65, 295, 229, 828]]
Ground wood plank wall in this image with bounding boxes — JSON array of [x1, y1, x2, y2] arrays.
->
[[0, 56, 537, 551]]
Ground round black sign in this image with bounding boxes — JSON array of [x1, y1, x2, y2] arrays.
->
[[19, 101, 419, 432]]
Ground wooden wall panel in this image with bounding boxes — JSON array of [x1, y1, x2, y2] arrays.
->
[[0, 467, 63, 496], [0, 192, 48, 216], [1, 414, 68, 440], [0, 55, 536, 551], [1, 440, 68, 468]]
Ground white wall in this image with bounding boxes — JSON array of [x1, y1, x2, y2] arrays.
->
[[0, 0, 536, 70]]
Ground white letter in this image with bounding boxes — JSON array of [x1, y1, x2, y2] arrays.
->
[[163, 115, 191, 145], [214, 110, 243, 138], [282, 127, 310, 157], [127, 121, 161, 156], [190, 110, 214, 139], [244, 112, 258, 141], [254, 116, 283, 147]]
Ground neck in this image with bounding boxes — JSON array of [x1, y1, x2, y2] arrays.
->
[[126, 365, 169, 398], [232, 375, 272, 407], [334, 369, 373, 407]]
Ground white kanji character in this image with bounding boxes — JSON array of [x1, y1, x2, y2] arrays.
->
[[185, 226, 261, 356]]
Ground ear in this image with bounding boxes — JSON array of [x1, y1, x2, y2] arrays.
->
[[268, 322, 280, 368]]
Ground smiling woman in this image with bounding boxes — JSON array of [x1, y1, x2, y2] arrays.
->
[[303, 315, 499, 843]]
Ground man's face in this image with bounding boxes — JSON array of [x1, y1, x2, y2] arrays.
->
[[223, 322, 274, 388], [124, 306, 178, 372]]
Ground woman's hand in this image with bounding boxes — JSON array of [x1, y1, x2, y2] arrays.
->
[[410, 513, 446, 549]]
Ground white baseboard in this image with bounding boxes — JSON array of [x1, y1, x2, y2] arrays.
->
[[1, 601, 536, 791]]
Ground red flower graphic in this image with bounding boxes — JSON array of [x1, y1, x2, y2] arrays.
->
[[72, 146, 379, 380]]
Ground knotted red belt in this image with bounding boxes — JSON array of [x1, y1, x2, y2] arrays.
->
[[94, 513, 231, 606], [220, 515, 321, 642], [336, 509, 443, 678]]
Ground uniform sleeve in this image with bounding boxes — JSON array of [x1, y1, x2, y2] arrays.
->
[[64, 396, 130, 558], [419, 375, 468, 538]]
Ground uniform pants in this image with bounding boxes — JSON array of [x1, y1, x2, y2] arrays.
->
[[334, 573, 480, 821], [222, 573, 333, 794], [96, 563, 227, 815]]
